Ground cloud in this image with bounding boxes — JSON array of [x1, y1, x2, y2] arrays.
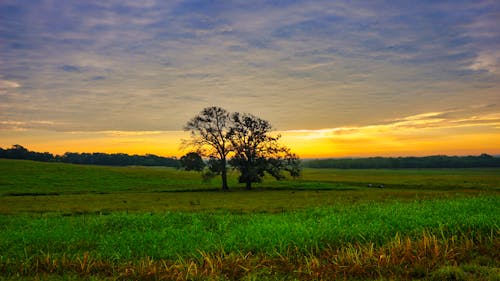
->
[[0, 79, 21, 96], [89, 75, 106, 81], [283, 109, 500, 141], [102, 130, 164, 137], [0, 0, 499, 136], [469, 51, 500, 74], [61, 65, 83, 73], [0, 120, 55, 131], [0, 80, 20, 88]]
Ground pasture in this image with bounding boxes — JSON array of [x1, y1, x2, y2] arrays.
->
[[0, 159, 499, 280]]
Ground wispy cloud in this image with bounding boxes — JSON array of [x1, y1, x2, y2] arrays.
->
[[61, 65, 83, 73], [0, 80, 21, 88], [284, 109, 500, 140], [0, 120, 55, 131], [0, 79, 21, 96], [281, 108, 500, 157], [102, 130, 165, 137]]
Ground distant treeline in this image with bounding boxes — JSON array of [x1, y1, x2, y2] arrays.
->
[[303, 154, 500, 169], [0, 145, 179, 167]]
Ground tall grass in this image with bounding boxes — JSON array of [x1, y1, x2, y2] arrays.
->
[[1, 196, 497, 261], [1, 232, 497, 280], [0, 196, 498, 280]]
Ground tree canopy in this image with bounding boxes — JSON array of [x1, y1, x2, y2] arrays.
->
[[183, 106, 301, 190], [180, 152, 205, 171], [228, 112, 300, 189], [183, 106, 232, 190]]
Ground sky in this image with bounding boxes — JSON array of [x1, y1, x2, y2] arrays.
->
[[1, 0, 499, 158]]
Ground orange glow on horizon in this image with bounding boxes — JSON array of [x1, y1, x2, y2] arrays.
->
[[1, 111, 499, 158], [1, 126, 499, 159], [280, 131, 500, 158], [0, 131, 186, 157]]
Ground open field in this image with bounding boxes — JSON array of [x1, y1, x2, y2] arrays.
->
[[1, 159, 499, 215], [0, 159, 499, 280], [2, 159, 499, 195]]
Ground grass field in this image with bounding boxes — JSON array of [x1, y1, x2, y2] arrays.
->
[[0, 159, 499, 280]]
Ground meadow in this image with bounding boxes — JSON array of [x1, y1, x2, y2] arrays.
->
[[0, 159, 499, 280]]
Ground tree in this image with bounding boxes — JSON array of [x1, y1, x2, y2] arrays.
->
[[228, 112, 301, 190], [183, 106, 232, 190], [201, 156, 225, 182], [6, 144, 30, 159], [180, 152, 205, 171]]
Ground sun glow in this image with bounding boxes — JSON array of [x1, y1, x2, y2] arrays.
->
[[1, 111, 499, 158], [280, 111, 500, 158], [280, 131, 500, 158]]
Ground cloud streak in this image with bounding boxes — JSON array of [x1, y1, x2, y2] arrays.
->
[[285, 109, 500, 139]]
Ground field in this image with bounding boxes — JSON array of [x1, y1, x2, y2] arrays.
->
[[0, 159, 499, 280]]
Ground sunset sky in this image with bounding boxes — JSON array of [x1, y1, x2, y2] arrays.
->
[[1, 0, 499, 158]]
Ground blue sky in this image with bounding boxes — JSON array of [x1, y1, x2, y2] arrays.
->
[[1, 0, 499, 156]]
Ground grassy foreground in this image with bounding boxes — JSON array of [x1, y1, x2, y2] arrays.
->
[[0, 159, 499, 280], [1, 196, 499, 280]]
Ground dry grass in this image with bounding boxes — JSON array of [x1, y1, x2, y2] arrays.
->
[[1, 231, 498, 280]]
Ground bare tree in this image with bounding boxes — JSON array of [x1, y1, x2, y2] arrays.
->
[[183, 106, 232, 190]]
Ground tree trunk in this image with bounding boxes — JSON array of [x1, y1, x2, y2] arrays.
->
[[221, 158, 229, 191], [245, 159, 252, 190]]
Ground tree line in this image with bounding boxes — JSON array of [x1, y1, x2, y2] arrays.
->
[[0, 144, 179, 167], [303, 154, 500, 169]]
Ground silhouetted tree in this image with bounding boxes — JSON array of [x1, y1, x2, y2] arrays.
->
[[228, 112, 301, 190], [58, 152, 178, 166], [183, 106, 232, 190], [6, 144, 30, 159], [0, 144, 54, 162], [201, 156, 225, 182], [180, 152, 205, 171], [0, 145, 179, 166]]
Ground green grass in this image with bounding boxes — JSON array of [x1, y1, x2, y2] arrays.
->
[[1, 159, 499, 196], [0, 159, 219, 195], [0, 158, 499, 280], [0, 196, 498, 280], [298, 167, 500, 190], [0, 196, 498, 260], [1, 189, 494, 215], [1, 159, 499, 214]]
